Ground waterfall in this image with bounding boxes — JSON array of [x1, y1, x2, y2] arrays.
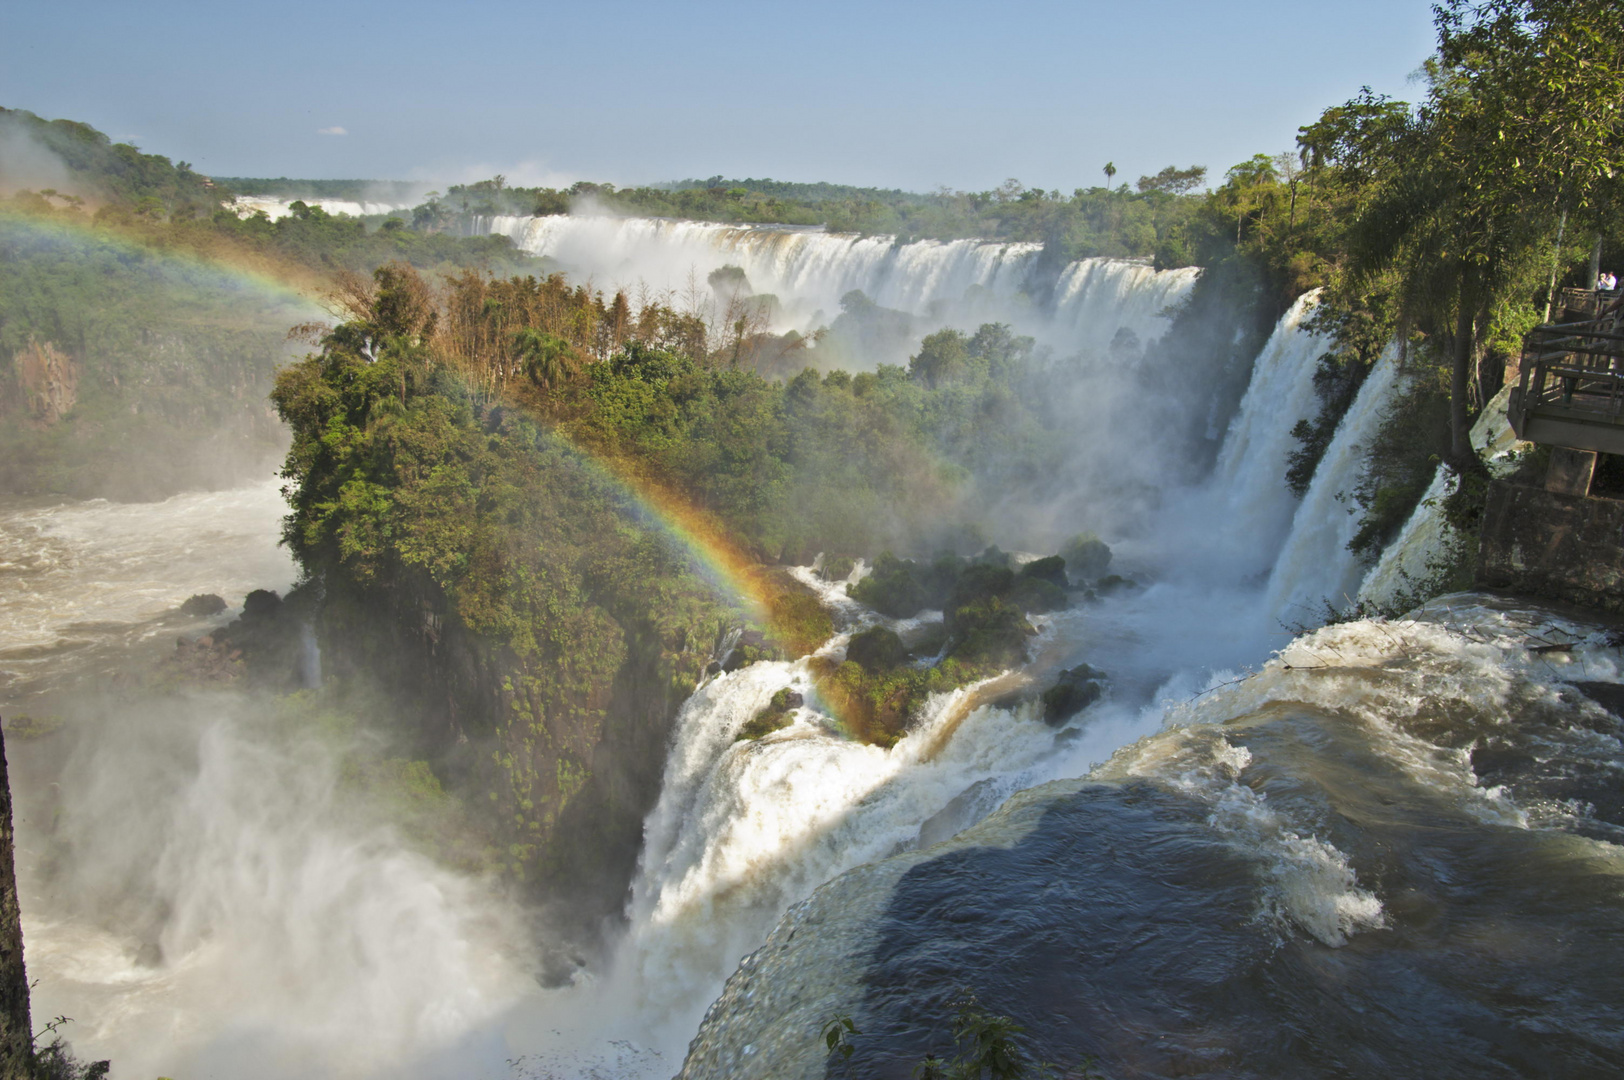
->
[[617, 599, 1065, 1045], [483, 214, 1198, 363], [1265, 344, 1406, 622], [1357, 464, 1454, 610], [7, 182, 1467, 1078], [229, 196, 414, 221], [1356, 382, 1526, 612], [1184, 290, 1330, 580], [608, 286, 1389, 1055]]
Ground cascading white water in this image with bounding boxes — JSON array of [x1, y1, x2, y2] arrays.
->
[[483, 214, 1198, 364], [559, 286, 1368, 1072], [230, 196, 415, 221], [618, 608, 1063, 1044], [23, 702, 533, 1080], [2, 482, 538, 1079], [1264, 344, 1406, 622], [1178, 289, 1330, 581], [1358, 382, 1526, 612], [1356, 464, 1453, 610]]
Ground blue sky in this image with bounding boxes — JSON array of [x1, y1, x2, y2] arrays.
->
[[3, 0, 1438, 192]]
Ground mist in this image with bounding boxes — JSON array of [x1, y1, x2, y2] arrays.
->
[[0, 116, 84, 200]]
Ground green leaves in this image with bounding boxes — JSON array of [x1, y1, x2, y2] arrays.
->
[[823, 1013, 860, 1063]]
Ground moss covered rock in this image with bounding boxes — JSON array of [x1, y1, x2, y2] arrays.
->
[[1009, 576, 1070, 614], [1060, 533, 1113, 581], [737, 687, 803, 741], [846, 626, 911, 671], [1018, 555, 1068, 588]]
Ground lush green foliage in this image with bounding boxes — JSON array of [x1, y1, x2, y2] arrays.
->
[[0, 112, 544, 497], [272, 272, 730, 878], [1261, 1, 1624, 573], [1, 106, 218, 217], [0, 206, 303, 496]]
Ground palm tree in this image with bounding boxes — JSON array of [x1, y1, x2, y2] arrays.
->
[[513, 328, 575, 394]]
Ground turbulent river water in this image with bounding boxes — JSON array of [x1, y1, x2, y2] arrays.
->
[[2, 218, 1621, 1079]]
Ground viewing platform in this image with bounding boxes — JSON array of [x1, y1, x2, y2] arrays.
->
[[1507, 290, 1624, 460], [1481, 288, 1624, 615]]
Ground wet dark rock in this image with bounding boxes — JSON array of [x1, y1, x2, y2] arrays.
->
[[849, 553, 949, 619], [1009, 576, 1069, 614], [969, 545, 1014, 569], [1042, 664, 1107, 725], [948, 563, 1014, 614], [160, 587, 307, 689], [819, 554, 857, 581], [179, 593, 227, 617], [723, 629, 777, 672], [1060, 533, 1112, 581], [1095, 573, 1138, 596], [1018, 555, 1068, 588]]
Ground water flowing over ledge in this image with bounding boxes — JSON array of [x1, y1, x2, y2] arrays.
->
[[483, 213, 1199, 363]]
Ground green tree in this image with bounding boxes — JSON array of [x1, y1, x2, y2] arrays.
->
[[1333, 0, 1624, 464], [909, 329, 972, 388]]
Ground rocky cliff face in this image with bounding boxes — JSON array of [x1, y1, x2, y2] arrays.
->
[[1478, 480, 1624, 613], [0, 726, 33, 1079], [11, 338, 78, 425], [317, 562, 721, 925]]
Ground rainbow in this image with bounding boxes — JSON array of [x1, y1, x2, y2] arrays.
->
[[2, 207, 814, 648], [0, 207, 325, 315], [527, 422, 782, 627]]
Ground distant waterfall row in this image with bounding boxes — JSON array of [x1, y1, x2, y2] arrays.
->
[[483, 214, 1198, 363]]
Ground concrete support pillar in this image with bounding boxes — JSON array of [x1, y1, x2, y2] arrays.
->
[[1546, 446, 1598, 497]]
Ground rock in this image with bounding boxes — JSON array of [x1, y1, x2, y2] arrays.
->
[[723, 629, 777, 672], [13, 337, 78, 424], [240, 588, 283, 622], [846, 627, 910, 671], [946, 598, 1035, 670], [1042, 664, 1108, 725], [1018, 555, 1068, 588], [1009, 576, 1070, 614], [1095, 574, 1137, 596], [818, 554, 857, 581], [947, 563, 1014, 615], [848, 552, 933, 618], [1060, 533, 1112, 581], [970, 545, 1014, 569], [737, 687, 803, 741], [179, 593, 227, 617]]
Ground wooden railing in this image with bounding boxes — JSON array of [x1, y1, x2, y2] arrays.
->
[[1509, 313, 1624, 455]]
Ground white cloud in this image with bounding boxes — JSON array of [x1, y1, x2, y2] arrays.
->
[[317, 126, 348, 136]]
